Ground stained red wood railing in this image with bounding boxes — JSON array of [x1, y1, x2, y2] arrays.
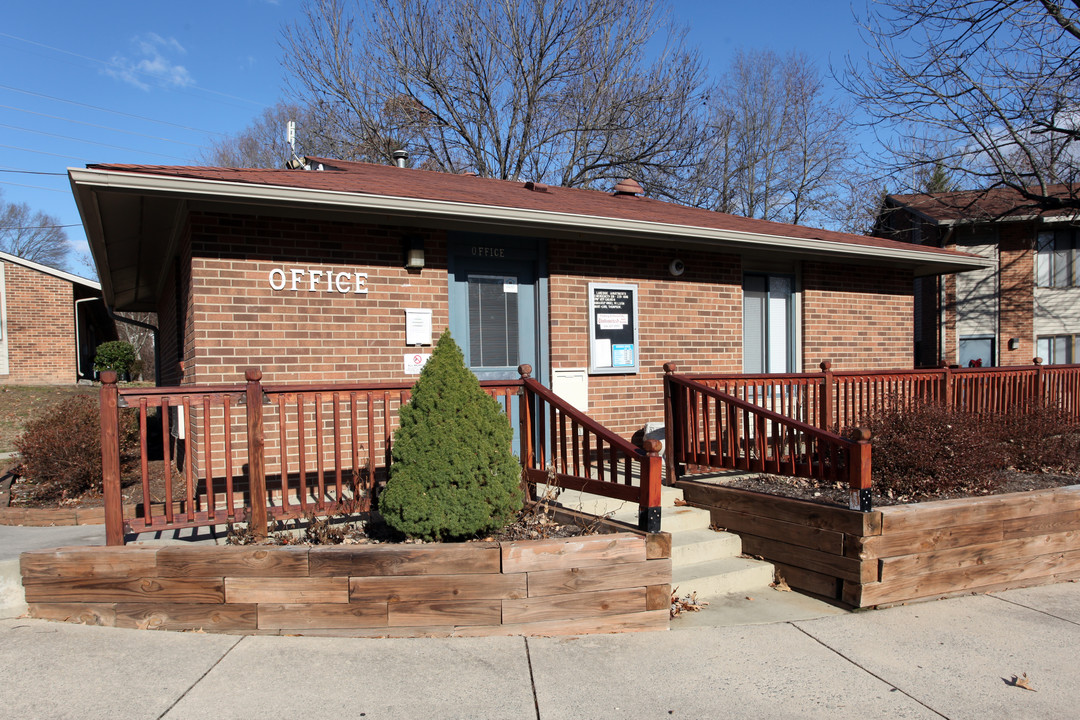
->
[[690, 361, 1080, 431], [663, 365, 872, 511], [100, 371, 521, 545], [517, 364, 663, 532]]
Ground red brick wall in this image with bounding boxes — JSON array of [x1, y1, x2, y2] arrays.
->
[[548, 239, 742, 435], [186, 213, 448, 385], [998, 223, 1036, 366], [802, 262, 914, 371], [1, 262, 76, 385], [168, 213, 918, 442]]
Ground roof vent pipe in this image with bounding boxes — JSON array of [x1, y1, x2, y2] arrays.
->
[[392, 149, 409, 168]]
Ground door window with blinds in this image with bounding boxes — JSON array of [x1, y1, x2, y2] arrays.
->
[[743, 274, 794, 373], [467, 274, 520, 368]]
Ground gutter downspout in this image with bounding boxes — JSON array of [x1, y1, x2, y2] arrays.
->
[[107, 308, 160, 385], [938, 226, 956, 366]]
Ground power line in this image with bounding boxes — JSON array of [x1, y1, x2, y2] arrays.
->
[[0, 33, 264, 109], [0, 123, 187, 161], [0, 104, 203, 148], [0, 223, 81, 230], [0, 83, 227, 137], [0, 143, 89, 162], [0, 168, 67, 176], [0, 179, 69, 193]]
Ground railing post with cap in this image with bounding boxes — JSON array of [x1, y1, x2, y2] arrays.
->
[[640, 438, 663, 533], [517, 364, 536, 500], [100, 370, 124, 546], [848, 427, 873, 512], [245, 368, 268, 538], [819, 360, 833, 431], [663, 362, 680, 483]]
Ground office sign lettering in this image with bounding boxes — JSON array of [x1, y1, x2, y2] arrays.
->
[[268, 268, 368, 294]]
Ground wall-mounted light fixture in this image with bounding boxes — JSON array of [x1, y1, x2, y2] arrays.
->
[[404, 235, 425, 269], [1008, 338, 1020, 351]]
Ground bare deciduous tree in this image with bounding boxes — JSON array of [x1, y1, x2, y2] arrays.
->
[[199, 100, 366, 168], [280, 0, 708, 194], [843, 0, 1080, 210], [115, 312, 157, 382], [698, 50, 858, 228], [0, 193, 69, 269]]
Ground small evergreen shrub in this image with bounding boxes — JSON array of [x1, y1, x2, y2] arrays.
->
[[94, 340, 138, 377], [379, 332, 523, 540], [860, 401, 1006, 498], [15, 395, 139, 503]]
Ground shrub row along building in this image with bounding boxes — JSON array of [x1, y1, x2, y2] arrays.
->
[[70, 157, 989, 435]]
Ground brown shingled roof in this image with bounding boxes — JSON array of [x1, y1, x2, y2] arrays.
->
[[888, 184, 1080, 224], [86, 160, 966, 260]]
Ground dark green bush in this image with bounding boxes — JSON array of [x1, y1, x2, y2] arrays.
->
[[861, 401, 1006, 498], [94, 340, 138, 377], [379, 332, 522, 540], [15, 395, 139, 503]]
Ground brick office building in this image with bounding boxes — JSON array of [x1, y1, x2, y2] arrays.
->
[[877, 185, 1080, 368], [0, 250, 115, 385], [71, 159, 989, 436]]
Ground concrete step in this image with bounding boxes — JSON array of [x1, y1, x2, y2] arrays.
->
[[611, 504, 712, 534], [536, 485, 686, 519], [670, 528, 743, 566], [671, 556, 776, 599]]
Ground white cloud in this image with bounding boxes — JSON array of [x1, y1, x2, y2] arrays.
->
[[105, 33, 195, 91]]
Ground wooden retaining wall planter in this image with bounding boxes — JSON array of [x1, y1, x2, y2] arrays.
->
[[678, 481, 1080, 608], [20, 532, 672, 637]]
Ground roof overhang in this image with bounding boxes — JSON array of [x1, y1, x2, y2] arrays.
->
[[72, 167, 995, 310]]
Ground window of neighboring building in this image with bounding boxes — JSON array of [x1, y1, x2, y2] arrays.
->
[[743, 273, 794, 373], [1036, 230, 1080, 287], [958, 335, 995, 367], [1037, 334, 1079, 365]]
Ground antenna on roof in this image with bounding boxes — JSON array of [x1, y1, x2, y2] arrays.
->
[[285, 120, 307, 170]]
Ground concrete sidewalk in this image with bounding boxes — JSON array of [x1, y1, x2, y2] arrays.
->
[[2, 525, 1078, 718], [0, 578, 1077, 719]]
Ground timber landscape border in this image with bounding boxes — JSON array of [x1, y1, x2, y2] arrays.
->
[[678, 480, 1080, 607], [20, 530, 672, 637]]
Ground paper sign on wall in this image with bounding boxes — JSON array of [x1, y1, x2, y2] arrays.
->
[[404, 308, 432, 346], [588, 283, 639, 375], [404, 353, 431, 375]]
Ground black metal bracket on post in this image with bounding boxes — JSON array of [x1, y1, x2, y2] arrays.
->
[[849, 488, 872, 513], [639, 506, 662, 534]]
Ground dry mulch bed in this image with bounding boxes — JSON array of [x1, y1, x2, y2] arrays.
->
[[716, 469, 1079, 508]]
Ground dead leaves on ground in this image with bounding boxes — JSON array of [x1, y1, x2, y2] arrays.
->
[[770, 575, 792, 592], [1006, 673, 1036, 692], [670, 587, 708, 618]]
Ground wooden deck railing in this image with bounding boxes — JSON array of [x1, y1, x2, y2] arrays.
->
[[517, 365, 663, 532], [691, 360, 1080, 431], [99, 369, 520, 545], [100, 366, 661, 544], [663, 364, 872, 512]]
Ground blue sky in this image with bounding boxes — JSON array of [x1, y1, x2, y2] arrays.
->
[[0, 1, 872, 276]]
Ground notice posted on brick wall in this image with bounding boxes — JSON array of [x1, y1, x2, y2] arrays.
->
[[588, 283, 638, 374]]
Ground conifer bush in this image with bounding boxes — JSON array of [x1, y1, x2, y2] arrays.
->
[[379, 331, 523, 540]]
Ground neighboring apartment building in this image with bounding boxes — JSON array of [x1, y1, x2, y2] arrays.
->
[[0, 250, 115, 385], [876, 185, 1080, 368]]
